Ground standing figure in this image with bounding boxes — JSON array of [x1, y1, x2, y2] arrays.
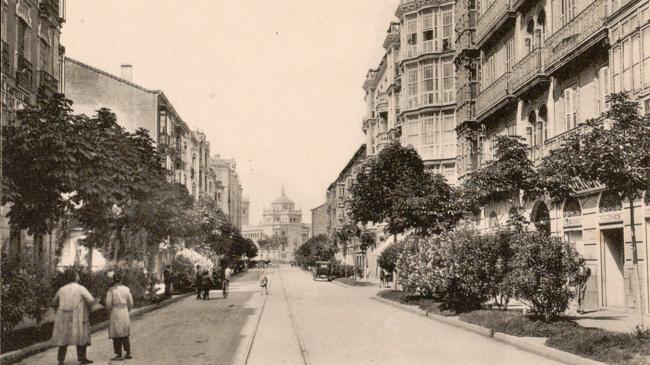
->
[[379, 269, 385, 288], [201, 270, 212, 300], [163, 265, 173, 298], [223, 265, 233, 298], [259, 270, 268, 295], [51, 270, 96, 365], [195, 265, 203, 300], [577, 265, 591, 314], [106, 271, 134, 361]]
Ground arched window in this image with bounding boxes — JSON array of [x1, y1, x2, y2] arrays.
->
[[563, 197, 582, 217], [538, 104, 548, 142], [532, 201, 551, 235], [536, 9, 546, 46], [599, 191, 622, 212], [527, 110, 537, 146]]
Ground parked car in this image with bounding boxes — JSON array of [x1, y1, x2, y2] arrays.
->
[[312, 261, 333, 281]]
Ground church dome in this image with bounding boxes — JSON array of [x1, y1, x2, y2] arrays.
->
[[272, 187, 294, 206]]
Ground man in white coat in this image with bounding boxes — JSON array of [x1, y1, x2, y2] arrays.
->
[[106, 271, 134, 361], [51, 270, 96, 365]]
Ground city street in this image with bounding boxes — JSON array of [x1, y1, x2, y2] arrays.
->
[[20, 266, 563, 365]]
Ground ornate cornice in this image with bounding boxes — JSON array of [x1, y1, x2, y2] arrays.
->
[[396, 0, 455, 18]]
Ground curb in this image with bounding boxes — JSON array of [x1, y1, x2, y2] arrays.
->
[[0, 293, 193, 365], [331, 279, 353, 288], [371, 295, 606, 365], [493, 333, 604, 365]]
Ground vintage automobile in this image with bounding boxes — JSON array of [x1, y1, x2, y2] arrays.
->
[[312, 261, 333, 281]]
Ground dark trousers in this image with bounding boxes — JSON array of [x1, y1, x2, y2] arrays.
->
[[196, 284, 202, 299], [57, 345, 87, 362], [164, 281, 172, 297], [112, 337, 131, 357]]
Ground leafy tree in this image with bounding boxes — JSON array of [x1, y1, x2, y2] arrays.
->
[[538, 92, 650, 319], [2, 94, 90, 260], [461, 135, 541, 213], [243, 238, 259, 259], [294, 234, 336, 268], [349, 141, 463, 239], [377, 241, 401, 274]]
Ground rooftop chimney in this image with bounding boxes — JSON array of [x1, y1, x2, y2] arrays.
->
[[120, 64, 133, 82]]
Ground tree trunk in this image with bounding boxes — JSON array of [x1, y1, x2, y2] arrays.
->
[[393, 233, 398, 289], [86, 241, 94, 270], [628, 197, 645, 326]]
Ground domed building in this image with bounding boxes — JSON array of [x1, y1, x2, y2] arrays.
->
[[242, 188, 310, 262]]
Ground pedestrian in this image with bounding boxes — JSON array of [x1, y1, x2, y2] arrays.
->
[[201, 270, 212, 300], [195, 265, 203, 300], [259, 270, 268, 295], [163, 265, 173, 298], [577, 264, 591, 314], [106, 270, 134, 361], [51, 269, 96, 365], [379, 269, 385, 288]]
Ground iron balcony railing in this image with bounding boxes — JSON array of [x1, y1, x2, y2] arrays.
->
[[476, 72, 511, 118], [511, 48, 544, 92], [544, 0, 608, 71], [476, 0, 514, 45], [16, 55, 33, 89], [38, 70, 58, 93]]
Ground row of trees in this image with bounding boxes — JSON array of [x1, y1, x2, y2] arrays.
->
[[348, 93, 650, 319], [1, 94, 258, 333]]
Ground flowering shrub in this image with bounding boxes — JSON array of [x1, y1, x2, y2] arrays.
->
[[509, 231, 584, 320], [1, 254, 52, 335], [171, 254, 197, 293]]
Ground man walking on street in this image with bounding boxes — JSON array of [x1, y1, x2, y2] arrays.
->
[[195, 265, 203, 300], [163, 265, 173, 298], [106, 271, 134, 361], [51, 269, 96, 365]]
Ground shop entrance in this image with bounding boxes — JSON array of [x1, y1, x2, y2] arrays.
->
[[601, 228, 625, 308]]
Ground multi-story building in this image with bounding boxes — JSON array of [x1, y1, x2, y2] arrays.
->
[[1, 0, 66, 261], [242, 189, 310, 262], [457, 0, 650, 314], [310, 204, 329, 237], [363, 0, 458, 184], [210, 155, 244, 228], [241, 198, 250, 227], [325, 145, 367, 236]]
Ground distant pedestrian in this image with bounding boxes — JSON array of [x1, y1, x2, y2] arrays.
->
[[379, 269, 385, 288], [259, 270, 268, 295], [106, 271, 134, 361], [51, 269, 96, 365], [195, 265, 203, 300], [577, 265, 591, 314], [163, 265, 173, 298], [201, 270, 212, 300]]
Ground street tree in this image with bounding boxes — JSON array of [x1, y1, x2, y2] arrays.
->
[[2, 94, 89, 261], [538, 92, 650, 320], [460, 135, 541, 215]]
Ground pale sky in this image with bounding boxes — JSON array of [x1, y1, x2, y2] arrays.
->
[[62, 0, 399, 225]]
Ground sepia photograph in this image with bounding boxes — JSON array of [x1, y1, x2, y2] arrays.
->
[[1, 0, 650, 364]]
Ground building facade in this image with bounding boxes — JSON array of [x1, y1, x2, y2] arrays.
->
[[210, 155, 244, 228], [242, 189, 310, 262], [241, 198, 250, 227], [363, 0, 458, 184], [455, 0, 650, 314], [310, 203, 329, 237], [1, 0, 66, 262]]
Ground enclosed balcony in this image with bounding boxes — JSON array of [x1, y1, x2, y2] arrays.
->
[[1, 41, 10, 73], [376, 92, 388, 113], [376, 132, 389, 150], [476, 0, 516, 47], [16, 55, 33, 89], [544, 0, 608, 74], [476, 72, 513, 120], [511, 48, 548, 96], [38, 71, 58, 95]]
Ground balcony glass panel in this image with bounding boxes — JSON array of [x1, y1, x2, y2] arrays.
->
[[544, 0, 607, 69], [476, 0, 512, 43], [511, 48, 544, 91], [476, 72, 511, 117]]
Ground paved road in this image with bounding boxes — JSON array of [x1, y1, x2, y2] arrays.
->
[[19, 266, 564, 365], [19, 270, 263, 365], [246, 266, 563, 365]]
